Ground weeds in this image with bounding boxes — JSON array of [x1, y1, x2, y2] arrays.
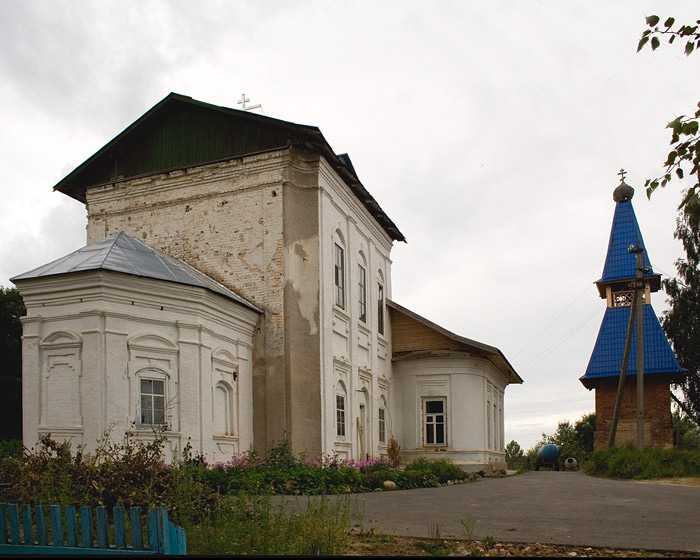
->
[[461, 515, 478, 540], [1, 433, 479, 555], [585, 444, 700, 479]]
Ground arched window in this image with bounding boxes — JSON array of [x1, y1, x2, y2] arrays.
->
[[336, 383, 347, 439], [378, 396, 388, 444], [212, 349, 238, 437], [376, 270, 385, 335], [358, 253, 367, 323], [214, 381, 234, 435], [334, 234, 346, 310]]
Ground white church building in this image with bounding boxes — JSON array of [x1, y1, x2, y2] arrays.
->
[[12, 93, 521, 470]]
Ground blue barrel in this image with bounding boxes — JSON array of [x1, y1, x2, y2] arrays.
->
[[536, 444, 559, 461], [535, 444, 560, 471]]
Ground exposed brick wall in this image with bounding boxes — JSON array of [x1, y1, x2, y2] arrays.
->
[[593, 377, 673, 450], [84, 147, 324, 456]]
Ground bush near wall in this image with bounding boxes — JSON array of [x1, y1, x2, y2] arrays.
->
[[0, 434, 474, 555]]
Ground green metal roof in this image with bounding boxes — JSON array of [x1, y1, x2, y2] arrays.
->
[[54, 93, 405, 242]]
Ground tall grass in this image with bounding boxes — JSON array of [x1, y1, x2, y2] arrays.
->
[[585, 443, 700, 479], [186, 494, 353, 556], [0, 433, 473, 555]]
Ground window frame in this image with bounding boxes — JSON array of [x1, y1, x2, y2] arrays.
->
[[378, 406, 386, 444], [334, 243, 345, 309], [423, 398, 446, 446], [358, 264, 367, 323], [336, 392, 346, 439], [140, 377, 167, 427], [377, 281, 384, 335]]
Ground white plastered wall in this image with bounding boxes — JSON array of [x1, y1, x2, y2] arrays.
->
[[393, 354, 508, 470], [17, 270, 259, 463], [317, 158, 395, 461]]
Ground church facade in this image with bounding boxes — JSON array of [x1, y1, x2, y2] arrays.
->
[[13, 93, 521, 468]]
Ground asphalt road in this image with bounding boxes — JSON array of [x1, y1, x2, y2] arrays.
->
[[326, 471, 700, 552]]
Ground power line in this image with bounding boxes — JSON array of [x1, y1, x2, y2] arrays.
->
[[520, 304, 603, 374], [512, 283, 593, 359]]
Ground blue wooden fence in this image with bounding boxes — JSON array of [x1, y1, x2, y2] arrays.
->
[[0, 503, 186, 555]]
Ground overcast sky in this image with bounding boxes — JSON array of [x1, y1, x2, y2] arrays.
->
[[2, 1, 699, 451]]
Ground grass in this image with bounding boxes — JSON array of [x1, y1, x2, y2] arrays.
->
[[0, 433, 477, 555], [584, 444, 700, 480]]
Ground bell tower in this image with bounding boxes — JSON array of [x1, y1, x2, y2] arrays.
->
[[580, 174, 686, 449]]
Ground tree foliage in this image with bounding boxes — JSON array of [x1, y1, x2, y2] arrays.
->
[[505, 439, 524, 469], [661, 201, 700, 427], [673, 408, 700, 450], [527, 413, 596, 468], [0, 286, 25, 440], [638, 15, 700, 208]]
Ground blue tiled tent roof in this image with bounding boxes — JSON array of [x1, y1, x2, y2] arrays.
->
[[597, 200, 657, 283], [580, 304, 686, 388]]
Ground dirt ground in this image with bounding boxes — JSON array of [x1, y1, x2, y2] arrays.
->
[[346, 534, 699, 557], [632, 477, 700, 487], [345, 476, 700, 557]]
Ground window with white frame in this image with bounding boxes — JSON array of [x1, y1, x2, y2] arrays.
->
[[423, 398, 446, 445], [358, 264, 367, 323], [378, 407, 386, 443], [336, 393, 346, 438], [377, 282, 384, 335], [334, 243, 345, 309], [140, 378, 166, 425]]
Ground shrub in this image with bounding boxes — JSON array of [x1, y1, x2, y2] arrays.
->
[[405, 457, 468, 484], [584, 444, 700, 479], [0, 439, 23, 459]]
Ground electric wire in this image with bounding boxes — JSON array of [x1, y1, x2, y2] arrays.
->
[[520, 304, 604, 374], [512, 283, 593, 360]]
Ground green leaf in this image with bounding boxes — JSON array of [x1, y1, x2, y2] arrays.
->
[[665, 17, 675, 28], [637, 36, 650, 52], [670, 35, 676, 44], [682, 121, 699, 135], [666, 150, 678, 165], [677, 168, 685, 179], [685, 40, 695, 56], [646, 15, 660, 27], [652, 37, 661, 50]]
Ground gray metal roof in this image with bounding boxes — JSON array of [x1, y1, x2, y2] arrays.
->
[[11, 232, 262, 313]]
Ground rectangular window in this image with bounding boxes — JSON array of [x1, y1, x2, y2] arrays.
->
[[358, 265, 367, 322], [334, 244, 345, 309], [377, 282, 384, 335], [424, 399, 446, 445], [378, 407, 386, 443], [336, 394, 346, 437], [140, 379, 165, 425]]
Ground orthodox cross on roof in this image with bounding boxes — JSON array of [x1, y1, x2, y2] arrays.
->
[[237, 93, 261, 112], [618, 168, 627, 182]]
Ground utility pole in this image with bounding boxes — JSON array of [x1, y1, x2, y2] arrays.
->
[[608, 243, 645, 448], [635, 246, 645, 450]]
